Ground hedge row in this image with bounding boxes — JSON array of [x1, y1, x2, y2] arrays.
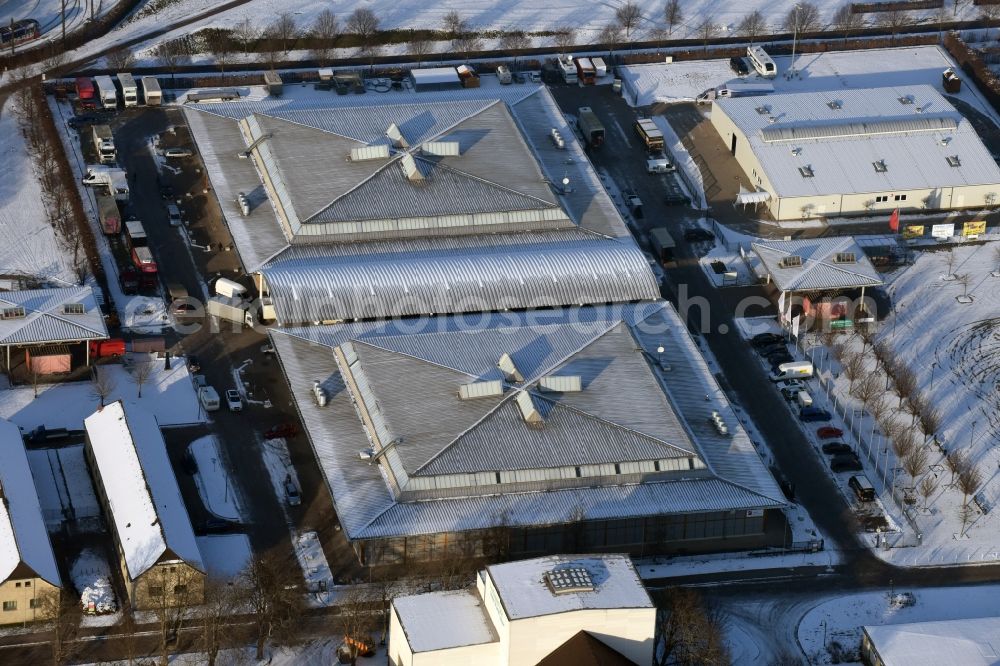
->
[[851, 0, 943, 13]]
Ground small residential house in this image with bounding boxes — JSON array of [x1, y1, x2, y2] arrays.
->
[[862, 616, 1000, 666], [0, 419, 62, 624], [84, 401, 205, 610], [388, 554, 655, 666]]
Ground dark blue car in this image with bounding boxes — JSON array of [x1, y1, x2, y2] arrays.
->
[[799, 407, 832, 422]]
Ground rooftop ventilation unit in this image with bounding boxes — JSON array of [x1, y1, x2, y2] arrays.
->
[[755, 105, 771, 115], [873, 159, 888, 173], [898, 95, 915, 105], [459, 380, 504, 400], [710, 410, 729, 436], [797, 165, 814, 178], [939, 136, 952, 147], [498, 353, 523, 382], [779, 255, 803, 268], [422, 140, 460, 157], [385, 123, 408, 149], [946, 155, 961, 167], [349, 144, 391, 161], [538, 375, 582, 393], [826, 100, 842, 110], [312, 380, 328, 407], [790, 147, 802, 156], [401, 153, 424, 182], [834, 252, 856, 264], [62, 303, 85, 315], [544, 567, 594, 595], [515, 391, 543, 424]]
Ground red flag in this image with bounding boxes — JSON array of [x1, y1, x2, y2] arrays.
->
[[888, 208, 900, 232]]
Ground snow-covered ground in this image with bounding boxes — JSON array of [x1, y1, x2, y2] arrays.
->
[[259, 436, 301, 525], [0, 0, 111, 42], [188, 435, 242, 521], [622, 46, 1000, 128], [70, 548, 117, 615], [0, 97, 77, 285], [0, 355, 205, 430], [196, 534, 252, 581], [292, 530, 336, 607], [27, 444, 102, 529]]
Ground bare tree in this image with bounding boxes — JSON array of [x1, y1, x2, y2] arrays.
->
[[347, 7, 380, 59], [442, 10, 465, 36], [442, 13, 480, 61], [696, 16, 719, 50], [841, 348, 866, 392], [408, 35, 433, 68], [852, 373, 882, 407], [892, 428, 916, 461], [240, 553, 306, 660], [903, 447, 928, 485], [906, 391, 927, 427], [919, 474, 937, 510], [599, 23, 624, 61], [311, 8, 339, 65], [499, 29, 531, 53], [958, 502, 975, 537], [737, 10, 767, 44], [197, 581, 237, 666], [37, 588, 81, 665], [955, 272, 972, 299], [832, 3, 865, 39], [663, 0, 684, 36], [91, 368, 117, 408], [957, 459, 983, 507], [131, 359, 154, 399], [783, 2, 821, 34], [338, 585, 381, 666], [655, 587, 730, 666], [893, 363, 917, 408], [553, 26, 576, 53], [232, 16, 259, 55], [106, 47, 135, 71], [615, 1, 643, 42], [946, 449, 967, 485], [919, 405, 942, 439], [981, 4, 1000, 30], [878, 9, 913, 38], [120, 609, 139, 666], [145, 565, 198, 666], [272, 12, 298, 53], [155, 40, 190, 85], [204, 31, 234, 83]]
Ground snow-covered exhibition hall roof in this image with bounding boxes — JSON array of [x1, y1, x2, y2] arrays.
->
[[752, 236, 884, 292], [260, 231, 659, 325], [185, 77, 632, 278], [393, 589, 498, 653], [0, 286, 107, 346], [270, 302, 785, 542], [716, 85, 1000, 198], [84, 402, 203, 580], [486, 554, 653, 620], [864, 616, 1000, 666], [0, 419, 60, 587]]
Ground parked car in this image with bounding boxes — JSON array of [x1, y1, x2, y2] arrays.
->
[[817, 426, 844, 439], [265, 423, 298, 440], [751, 332, 784, 348], [163, 147, 194, 158], [167, 203, 182, 227], [780, 385, 804, 401], [186, 355, 201, 373], [830, 453, 863, 473], [683, 228, 715, 242], [225, 389, 243, 412], [756, 342, 787, 357], [822, 442, 854, 455], [729, 56, 750, 76], [799, 407, 832, 422], [284, 474, 301, 506]]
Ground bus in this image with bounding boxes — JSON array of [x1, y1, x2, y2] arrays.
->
[[124, 220, 158, 285], [0, 19, 40, 47], [747, 46, 776, 78]]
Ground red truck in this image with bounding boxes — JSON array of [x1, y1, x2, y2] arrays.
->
[[96, 193, 120, 235], [124, 220, 158, 288], [75, 77, 95, 108], [88, 339, 125, 359]]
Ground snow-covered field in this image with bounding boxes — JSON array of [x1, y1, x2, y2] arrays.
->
[[27, 444, 102, 528], [0, 0, 98, 41], [0, 355, 205, 430], [189, 435, 243, 521], [0, 98, 77, 285], [621, 45, 1000, 129]]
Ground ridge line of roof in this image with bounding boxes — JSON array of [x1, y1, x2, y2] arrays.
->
[[253, 111, 369, 145], [303, 152, 406, 224], [350, 338, 483, 381], [414, 155, 560, 210], [754, 239, 882, 282]]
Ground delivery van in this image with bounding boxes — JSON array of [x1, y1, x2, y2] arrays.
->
[[769, 361, 813, 382]]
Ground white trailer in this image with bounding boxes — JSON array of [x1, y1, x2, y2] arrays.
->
[[747, 46, 777, 78], [91, 124, 116, 163], [141, 76, 161, 106], [592, 57, 608, 78], [94, 75, 117, 109], [117, 73, 138, 107], [558, 55, 577, 84], [82, 165, 129, 201]]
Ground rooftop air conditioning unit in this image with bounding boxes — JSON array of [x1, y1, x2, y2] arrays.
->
[[312, 380, 328, 407]]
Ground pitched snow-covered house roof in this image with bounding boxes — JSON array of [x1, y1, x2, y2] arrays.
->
[[0, 419, 61, 587], [864, 616, 1000, 666], [716, 85, 1000, 198], [0, 286, 107, 346], [751, 236, 883, 292], [269, 302, 785, 542], [84, 402, 203, 580]]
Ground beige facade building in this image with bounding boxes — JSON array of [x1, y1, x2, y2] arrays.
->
[[0, 419, 62, 625], [84, 401, 205, 610], [388, 554, 655, 666], [712, 85, 1000, 221]]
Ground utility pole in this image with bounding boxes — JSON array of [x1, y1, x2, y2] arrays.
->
[[62, 0, 67, 45]]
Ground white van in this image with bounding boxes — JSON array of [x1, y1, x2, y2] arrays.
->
[[198, 386, 220, 412], [770, 361, 814, 382], [796, 391, 813, 408], [747, 45, 777, 78], [496, 65, 512, 84], [647, 157, 675, 174], [214, 277, 247, 299]]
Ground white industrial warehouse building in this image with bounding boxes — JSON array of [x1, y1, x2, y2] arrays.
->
[[712, 84, 1000, 221]]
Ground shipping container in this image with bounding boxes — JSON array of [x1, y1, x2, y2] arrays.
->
[[575, 57, 596, 85], [75, 77, 95, 107], [141, 76, 162, 105], [96, 193, 121, 234]]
